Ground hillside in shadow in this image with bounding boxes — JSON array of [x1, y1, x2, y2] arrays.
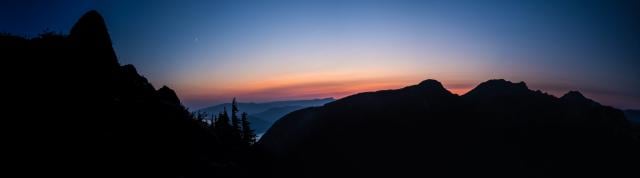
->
[[258, 79, 640, 178], [3, 11, 257, 178]]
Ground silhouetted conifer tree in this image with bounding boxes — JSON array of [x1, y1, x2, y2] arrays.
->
[[231, 98, 241, 138], [213, 107, 234, 143], [209, 114, 218, 129], [214, 108, 230, 129], [241, 112, 256, 144]]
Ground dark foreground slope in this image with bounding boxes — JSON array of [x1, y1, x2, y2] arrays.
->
[[258, 79, 639, 178], [3, 11, 243, 177]]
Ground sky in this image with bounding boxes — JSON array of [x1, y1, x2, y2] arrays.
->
[[1, 0, 639, 109]]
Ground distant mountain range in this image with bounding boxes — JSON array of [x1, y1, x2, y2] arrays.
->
[[257, 79, 639, 178], [197, 98, 335, 134]]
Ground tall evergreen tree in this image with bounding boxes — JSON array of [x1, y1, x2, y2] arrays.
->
[[209, 114, 216, 128], [214, 107, 233, 142], [231, 98, 241, 135], [241, 112, 256, 145], [215, 107, 231, 130]]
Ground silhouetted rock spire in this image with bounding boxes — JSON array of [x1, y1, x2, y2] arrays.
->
[[70, 10, 112, 48], [69, 10, 119, 69], [4, 10, 246, 178]]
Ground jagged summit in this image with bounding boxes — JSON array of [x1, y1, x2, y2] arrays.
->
[[69, 10, 119, 69], [478, 79, 528, 90], [464, 79, 530, 98], [403, 79, 451, 95], [561, 90, 599, 106], [562, 91, 586, 99], [157, 86, 181, 105], [70, 10, 112, 47], [418, 79, 443, 87]]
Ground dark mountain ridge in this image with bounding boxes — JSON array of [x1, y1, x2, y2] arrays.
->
[[5, 11, 242, 177], [258, 79, 638, 178]]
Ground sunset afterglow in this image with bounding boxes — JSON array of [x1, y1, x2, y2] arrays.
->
[[4, 0, 637, 109]]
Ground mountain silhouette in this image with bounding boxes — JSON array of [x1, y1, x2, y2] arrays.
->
[[69, 10, 119, 70], [66, 11, 224, 177], [258, 79, 639, 178], [6, 10, 639, 178], [3, 11, 243, 177]]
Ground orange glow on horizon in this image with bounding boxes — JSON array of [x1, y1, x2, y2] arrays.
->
[[179, 70, 478, 106], [447, 87, 473, 96]]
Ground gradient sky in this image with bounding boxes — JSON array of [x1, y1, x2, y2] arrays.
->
[[2, 0, 639, 109]]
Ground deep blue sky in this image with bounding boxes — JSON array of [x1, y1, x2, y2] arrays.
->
[[1, 0, 639, 109]]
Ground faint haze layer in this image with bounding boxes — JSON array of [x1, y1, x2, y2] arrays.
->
[[1, 0, 638, 109]]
